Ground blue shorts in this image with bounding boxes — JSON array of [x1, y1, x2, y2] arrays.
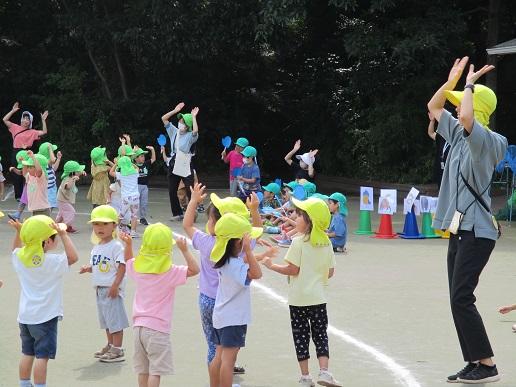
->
[[213, 325, 247, 348], [19, 317, 58, 359]]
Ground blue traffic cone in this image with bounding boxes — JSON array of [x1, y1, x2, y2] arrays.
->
[[399, 206, 424, 239]]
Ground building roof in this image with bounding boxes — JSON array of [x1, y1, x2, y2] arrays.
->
[[487, 38, 516, 55]]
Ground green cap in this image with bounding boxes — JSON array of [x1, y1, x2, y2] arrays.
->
[[118, 144, 135, 157], [329, 192, 348, 216], [133, 148, 148, 158], [283, 181, 298, 191], [235, 137, 249, 148], [16, 150, 29, 169], [90, 146, 108, 166], [177, 113, 193, 130], [22, 154, 49, 177], [302, 182, 317, 197], [61, 160, 85, 179], [241, 146, 257, 158], [311, 193, 329, 201], [262, 183, 281, 196], [37, 142, 58, 161], [117, 156, 137, 176]]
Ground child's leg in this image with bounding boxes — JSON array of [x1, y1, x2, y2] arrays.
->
[[219, 347, 239, 387], [138, 374, 149, 387], [106, 329, 114, 345], [33, 358, 49, 384], [129, 195, 140, 233], [147, 375, 161, 387], [19, 354, 34, 381], [289, 305, 312, 376], [209, 346, 222, 387], [138, 185, 148, 219], [198, 294, 217, 365], [111, 330, 123, 348], [308, 304, 330, 369], [0, 181, 4, 199]]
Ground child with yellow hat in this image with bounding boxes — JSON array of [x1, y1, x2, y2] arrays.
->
[[87, 146, 114, 208], [182, 183, 270, 376], [208, 212, 263, 387], [118, 224, 198, 386], [55, 160, 86, 233], [79, 205, 130, 363], [262, 197, 341, 387], [8, 215, 78, 387]]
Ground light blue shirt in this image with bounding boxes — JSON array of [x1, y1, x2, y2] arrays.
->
[[241, 163, 260, 191], [165, 122, 198, 157], [329, 213, 347, 248], [212, 256, 251, 329]]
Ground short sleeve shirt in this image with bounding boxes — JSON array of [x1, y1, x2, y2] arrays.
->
[[225, 150, 244, 181], [192, 231, 218, 299], [90, 239, 126, 289], [115, 172, 140, 198], [137, 160, 152, 185], [57, 177, 77, 204], [284, 236, 336, 306], [289, 162, 312, 181], [329, 213, 347, 247], [9, 123, 41, 149], [241, 163, 261, 191], [26, 173, 49, 212]]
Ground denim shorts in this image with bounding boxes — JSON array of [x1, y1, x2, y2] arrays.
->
[[213, 325, 247, 348], [19, 317, 58, 359]]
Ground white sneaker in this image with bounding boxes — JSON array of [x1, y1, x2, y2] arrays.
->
[[299, 375, 315, 387], [317, 370, 342, 387], [130, 231, 140, 238]]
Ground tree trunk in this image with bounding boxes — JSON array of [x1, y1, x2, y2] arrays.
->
[[486, 0, 500, 129], [87, 47, 113, 100], [113, 42, 129, 100]]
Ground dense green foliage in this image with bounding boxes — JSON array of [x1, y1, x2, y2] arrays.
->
[[1, 0, 515, 183]]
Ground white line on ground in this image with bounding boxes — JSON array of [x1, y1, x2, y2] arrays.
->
[[251, 281, 422, 387]]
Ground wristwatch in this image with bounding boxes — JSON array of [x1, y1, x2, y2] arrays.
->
[[464, 84, 475, 92]]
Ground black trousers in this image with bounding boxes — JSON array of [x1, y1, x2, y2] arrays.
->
[[167, 162, 194, 216], [10, 148, 26, 199], [447, 230, 495, 362], [289, 304, 329, 361]]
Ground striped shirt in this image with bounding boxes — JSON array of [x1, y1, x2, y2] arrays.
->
[[47, 167, 56, 189]]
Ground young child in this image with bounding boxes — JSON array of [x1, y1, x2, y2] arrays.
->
[[22, 151, 50, 216], [87, 146, 113, 208], [9, 150, 29, 219], [209, 212, 263, 387], [79, 205, 130, 363], [261, 182, 281, 208], [327, 192, 348, 253], [56, 160, 86, 233], [134, 146, 156, 225], [261, 197, 341, 387], [284, 139, 318, 181], [119, 224, 199, 387], [0, 155, 5, 200], [237, 146, 260, 200], [37, 142, 62, 211], [9, 215, 79, 387], [221, 137, 249, 197], [183, 184, 266, 378], [110, 156, 140, 237]]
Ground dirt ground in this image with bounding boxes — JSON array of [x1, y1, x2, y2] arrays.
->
[[1, 188, 516, 387]]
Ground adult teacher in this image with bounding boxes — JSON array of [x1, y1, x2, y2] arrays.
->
[[3, 102, 48, 200], [428, 57, 507, 384], [161, 102, 199, 221]]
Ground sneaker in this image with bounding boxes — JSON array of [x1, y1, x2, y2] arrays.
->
[[457, 363, 500, 384], [66, 226, 79, 234], [233, 365, 245, 374], [139, 218, 149, 225], [317, 370, 342, 387], [512, 323, 516, 333], [299, 375, 315, 387], [333, 246, 347, 254], [130, 231, 140, 239], [278, 239, 292, 248], [170, 215, 184, 222], [1, 187, 14, 201], [99, 346, 125, 363], [447, 362, 477, 383], [197, 204, 205, 213], [94, 343, 112, 358]]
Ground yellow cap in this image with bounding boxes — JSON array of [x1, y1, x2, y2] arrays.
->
[[210, 193, 249, 218], [444, 84, 497, 128], [17, 215, 58, 268], [134, 223, 175, 274], [211, 213, 263, 262], [291, 197, 331, 247], [89, 205, 119, 223]]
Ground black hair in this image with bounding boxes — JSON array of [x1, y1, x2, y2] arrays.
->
[[214, 238, 240, 269], [294, 208, 313, 241], [42, 234, 57, 248], [206, 203, 221, 222], [328, 199, 338, 205]]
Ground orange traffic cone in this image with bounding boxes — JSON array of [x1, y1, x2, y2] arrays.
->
[[373, 214, 397, 239]]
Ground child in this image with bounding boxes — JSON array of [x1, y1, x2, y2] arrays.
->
[[284, 139, 318, 181], [237, 146, 260, 200], [22, 151, 50, 216], [87, 146, 113, 208], [9, 215, 79, 387], [110, 156, 140, 237], [79, 205, 130, 363], [327, 192, 348, 253], [221, 137, 249, 197], [134, 146, 156, 225], [498, 304, 516, 332], [9, 150, 29, 219], [261, 182, 281, 208], [0, 155, 5, 200], [37, 142, 62, 211], [56, 160, 86, 233], [209, 212, 263, 387], [119, 224, 199, 387], [261, 197, 341, 387]]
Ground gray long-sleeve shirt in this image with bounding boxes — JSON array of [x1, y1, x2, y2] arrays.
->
[[432, 110, 508, 240]]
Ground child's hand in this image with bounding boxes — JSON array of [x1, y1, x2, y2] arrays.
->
[[0, 279, 3, 288], [261, 256, 273, 269], [175, 102, 185, 111], [8, 219, 22, 232], [448, 57, 469, 85], [309, 149, 318, 158], [78, 265, 91, 274], [246, 192, 259, 211], [263, 245, 279, 260], [498, 305, 514, 314], [145, 146, 154, 151], [160, 145, 166, 153], [190, 183, 207, 204], [221, 149, 226, 159], [242, 233, 252, 253], [27, 150, 34, 158], [191, 107, 200, 117], [41, 110, 49, 121], [176, 237, 188, 252], [50, 222, 68, 236], [123, 134, 131, 143], [119, 232, 133, 245], [119, 136, 126, 144], [72, 175, 80, 182], [56, 151, 62, 159], [108, 284, 119, 298]]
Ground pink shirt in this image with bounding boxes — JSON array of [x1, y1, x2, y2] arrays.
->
[[9, 123, 41, 149], [225, 150, 243, 181], [26, 173, 49, 211], [126, 259, 187, 333]]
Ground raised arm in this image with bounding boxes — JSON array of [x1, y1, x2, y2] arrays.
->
[[161, 102, 185, 125], [3, 102, 19, 128], [120, 233, 134, 262], [427, 112, 437, 141], [307, 149, 318, 178], [191, 107, 199, 135], [39, 111, 48, 137], [284, 139, 301, 166], [146, 146, 157, 163], [52, 223, 79, 265], [246, 192, 263, 227], [176, 237, 200, 277], [461, 63, 496, 133], [52, 151, 62, 171], [8, 220, 23, 250], [243, 235, 262, 280], [27, 151, 43, 177], [183, 183, 206, 239], [109, 162, 117, 178]]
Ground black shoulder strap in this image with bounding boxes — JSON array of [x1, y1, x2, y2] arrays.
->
[[13, 128, 30, 141], [460, 172, 491, 213]]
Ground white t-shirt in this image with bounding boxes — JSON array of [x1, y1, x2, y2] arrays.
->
[[115, 172, 139, 199], [90, 239, 126, 289], [12, 249, 69, 324]]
